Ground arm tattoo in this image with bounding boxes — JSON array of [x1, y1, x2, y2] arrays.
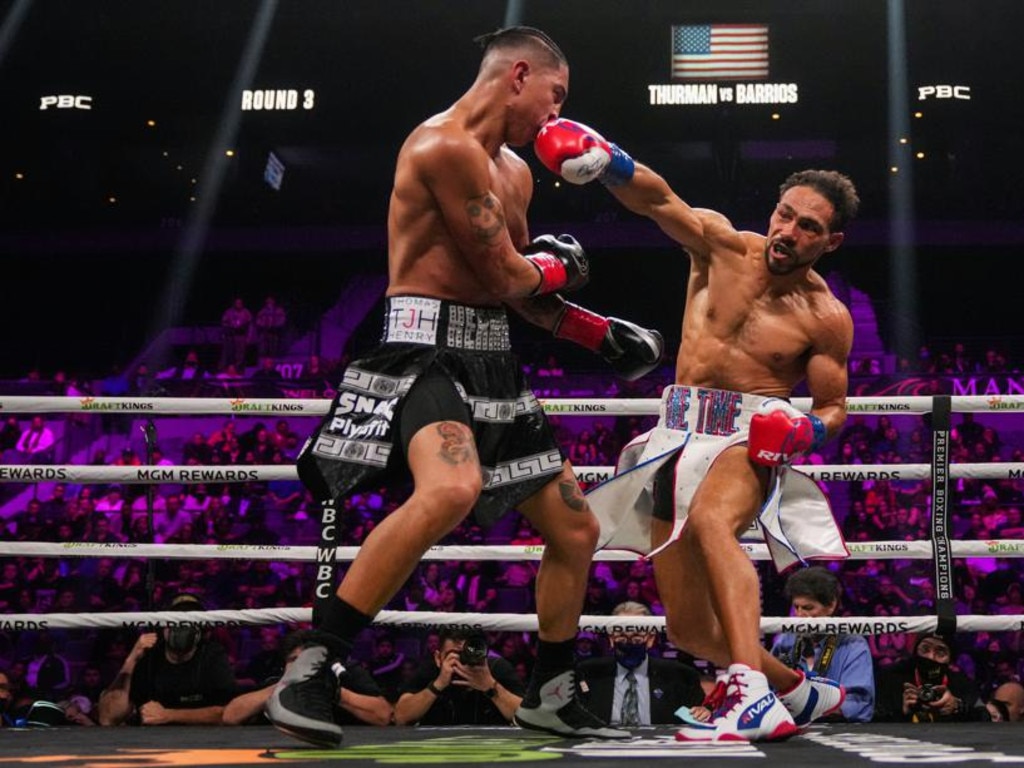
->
[[558, 480, 586, 512], [436, 422, 476, 465], [466, 193, 505, 243]]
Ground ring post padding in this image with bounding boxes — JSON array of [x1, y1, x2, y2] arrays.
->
[[930, 395, 956, 639], [312, 497, 340, 625]]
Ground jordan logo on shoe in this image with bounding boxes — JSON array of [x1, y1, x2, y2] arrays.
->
[[550, 683, 567, 702]]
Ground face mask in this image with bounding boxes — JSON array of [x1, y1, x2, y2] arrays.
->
[[166, 626, 200, 653], [915, 655, 948, 685], [614, 641, 648, 670]]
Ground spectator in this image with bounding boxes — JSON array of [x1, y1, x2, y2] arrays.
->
[[991, 681, 1024, 722], [576, 601, 705, 726], [23, 630, 72, 702], [235, 627, 286, 691], [71, 664, 106, 714], [128, 363, 160, 397], [159, 348, 210, 385], [367, 634, 406, 704], [769, 566, 874, 722], [223, 629, 392, 726], [219, 297, 253, 371], [97, 593, 237, 726], [254, 295, 288, 359], [182, 432, 214, 466], [0, 415, 22, 458], [873, 631, 990, 722], [395, 628, 523, 726], [251, 356, 284, 397], [14, 416, 56, 464], [152, 494, 191, 544], [0, 665, 68, 728]]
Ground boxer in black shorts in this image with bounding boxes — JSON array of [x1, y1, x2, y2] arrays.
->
[[265, 27, 662, 748]]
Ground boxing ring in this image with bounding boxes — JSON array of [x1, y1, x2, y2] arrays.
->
[[2, 393, 1024, 766]]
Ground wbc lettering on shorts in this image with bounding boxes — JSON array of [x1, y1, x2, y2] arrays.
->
[[694, 388, 742, 436]]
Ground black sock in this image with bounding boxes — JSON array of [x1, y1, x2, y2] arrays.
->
[[317, 594, 373, 650], [534, 638, 576, 677]]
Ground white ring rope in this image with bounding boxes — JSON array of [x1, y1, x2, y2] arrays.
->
[[3, 393, 1024, 416], [3, 393, 1024, 645], [2, 539, 1023, 562], [5, 607, 1024, 637], [1, 461, 1020, 486]]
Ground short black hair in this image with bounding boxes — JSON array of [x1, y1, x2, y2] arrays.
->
[[282, 629, 323, 657], [779, 169, 860, 232], [473, 25, 566, 68], [439, 627, 485, 645], [784, 566, 841, 607]]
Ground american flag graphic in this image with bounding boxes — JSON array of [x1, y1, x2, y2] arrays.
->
[[671, 24, 769, 81]]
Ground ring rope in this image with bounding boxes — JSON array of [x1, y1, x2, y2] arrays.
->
[[1, 461, 1019, 485], [2, 540, 1023, 562], [5, 607, 1023, 636], [4, 393, 1022, 654], [2, 393, 1023, 416]]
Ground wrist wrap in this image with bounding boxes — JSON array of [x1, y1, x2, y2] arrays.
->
[[553, 303, 610, 352]]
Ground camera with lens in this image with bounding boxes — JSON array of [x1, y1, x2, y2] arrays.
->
[[459, 635, 488, 666], [917, 684, 942, 704]]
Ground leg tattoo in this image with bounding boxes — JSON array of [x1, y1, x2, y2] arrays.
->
[[436, 422, 476, 465]]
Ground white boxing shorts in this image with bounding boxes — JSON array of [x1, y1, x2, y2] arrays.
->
[[586, 385, 849, 572]]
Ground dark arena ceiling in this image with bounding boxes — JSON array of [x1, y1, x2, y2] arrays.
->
[[0, 0, 1022, 373]]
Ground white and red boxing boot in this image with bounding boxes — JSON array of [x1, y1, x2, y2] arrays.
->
[[777, 668, 846, 728], [675, 664, 799, 743]]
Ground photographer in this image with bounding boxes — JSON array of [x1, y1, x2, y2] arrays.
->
[[770, 567, 874, 722], [394, 628, 524, 725], [874, 631, 990, 722]]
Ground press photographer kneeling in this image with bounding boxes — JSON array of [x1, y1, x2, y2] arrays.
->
[[874, 631, 990, 723], [395, 628, 524, 725]]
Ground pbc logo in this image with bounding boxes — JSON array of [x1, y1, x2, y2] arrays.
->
[[40, 95, 92, 110], [917, 85, 970, 101]]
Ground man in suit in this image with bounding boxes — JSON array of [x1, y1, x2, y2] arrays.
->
[[576, 601, 705, 726]]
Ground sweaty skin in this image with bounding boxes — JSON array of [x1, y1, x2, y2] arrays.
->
[[386, 57, 568, 304], [335, 41, 601, 652], [604, 163, 854, 690]]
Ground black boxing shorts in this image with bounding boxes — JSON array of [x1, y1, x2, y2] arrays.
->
[[297, 295, 565, 528]]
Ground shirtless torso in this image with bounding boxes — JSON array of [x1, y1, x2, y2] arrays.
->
[[386, 104, 551, 305]]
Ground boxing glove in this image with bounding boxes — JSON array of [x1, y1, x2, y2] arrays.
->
[[748, 399, 827, 467], [524, 234, 590, 295], [534, 118, 635, 187], [554, 303, 664, 381]]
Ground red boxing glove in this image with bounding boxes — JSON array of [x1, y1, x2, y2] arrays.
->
[[534, 118, 635, 186], [748, 400, 824, 467]]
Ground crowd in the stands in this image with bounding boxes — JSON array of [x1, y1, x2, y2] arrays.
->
[[2, 336, 1024, 726]]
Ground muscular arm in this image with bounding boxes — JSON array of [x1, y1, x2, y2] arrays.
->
[[422, 136, 544, 299], [804, 300, 854, 438], [394, 685, 440, 725], [222, 685, 272, 725], [140, 701, 225, 725], [606, 163, 745, 258], [339, 687, 394, 726], [97, 632, 156, 726]]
